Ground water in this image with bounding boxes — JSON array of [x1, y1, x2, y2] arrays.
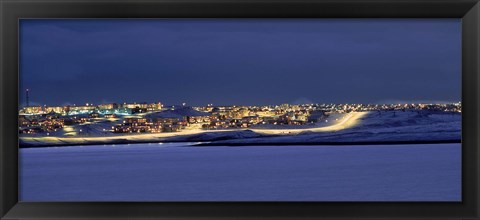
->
[[19, 143, 461, 201]]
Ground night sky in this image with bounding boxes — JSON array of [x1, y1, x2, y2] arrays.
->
[[20, 19, 461, 107]]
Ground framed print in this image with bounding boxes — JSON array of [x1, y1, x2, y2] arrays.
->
[[17, 18, 463, 202], [1, 0, 479, 219]]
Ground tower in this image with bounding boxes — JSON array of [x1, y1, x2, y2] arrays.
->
[[26, 89, 30, 107]]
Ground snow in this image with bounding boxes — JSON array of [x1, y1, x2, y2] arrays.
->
[[210, 110, 460, 145], [20, 110, 461, 147], [19, 142, 461, 201]]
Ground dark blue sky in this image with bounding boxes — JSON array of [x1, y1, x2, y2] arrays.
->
[[20, 19, 461, 107]]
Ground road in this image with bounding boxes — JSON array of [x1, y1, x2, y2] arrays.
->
[[251, 111, 368, 135]]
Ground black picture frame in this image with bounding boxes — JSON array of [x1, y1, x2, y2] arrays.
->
[[1, 0, 479, 219]]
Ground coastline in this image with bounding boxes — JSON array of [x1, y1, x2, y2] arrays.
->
[[18, 139, 190, 148], [193, 139, 461, 147], [19, 137, 461, 148]]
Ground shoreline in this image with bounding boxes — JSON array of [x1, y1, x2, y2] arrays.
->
[[19, 139, 193, 148], [19, 139, 461, 148], [193, 139, 461, 146]]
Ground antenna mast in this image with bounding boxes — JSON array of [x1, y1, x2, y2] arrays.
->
[[26, 89, 30, 107]]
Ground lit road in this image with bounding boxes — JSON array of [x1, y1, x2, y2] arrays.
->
[[251, 111, 368, 134], [20, 111, 369, 146]]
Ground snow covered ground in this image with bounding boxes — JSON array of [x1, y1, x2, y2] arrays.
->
[[19, 142, 461, 201], [19, 110, 461, 147], [205, 110, 460, 145]]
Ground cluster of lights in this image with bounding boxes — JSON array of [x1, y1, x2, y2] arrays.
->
[[19, 101, 461, 135]]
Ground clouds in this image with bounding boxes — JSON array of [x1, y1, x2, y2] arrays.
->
[[19, 19, 461, 106]]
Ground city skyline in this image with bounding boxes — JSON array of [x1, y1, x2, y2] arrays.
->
[[19, 94, 461, 109], [20, 19, 461, 106]]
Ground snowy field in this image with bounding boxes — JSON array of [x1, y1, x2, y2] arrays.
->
[[19, 142, 461, 201]]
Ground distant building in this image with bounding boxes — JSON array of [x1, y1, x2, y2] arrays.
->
[[43, 111, 61, 119], [98, 103, 118, 110], [22, 106, 43, 115], [68, 105, 96, 115], [123, 102, 148, 109], [44, 106, 65, 114], [147, 102, 163, 111]]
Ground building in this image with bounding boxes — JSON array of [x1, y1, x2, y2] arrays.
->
[[308, 110, 327, 123], [113, 118, 150, 133], [68, 105, 96, 115], [123, 102, 148, 109], [44, 106, 65, 114], [22, 106, 43, 115], [98, 103, 119, 110], [147, 102, 163, 111]]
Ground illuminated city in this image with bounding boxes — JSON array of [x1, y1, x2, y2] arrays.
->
[[19, 98, 462, 147]]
